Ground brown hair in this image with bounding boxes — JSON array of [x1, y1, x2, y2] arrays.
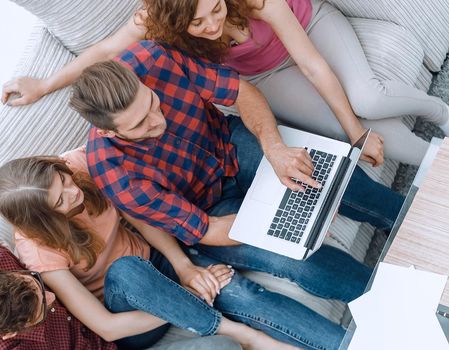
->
[[0, 157, 108, 269], [69, 60, 139, 131], [0, 272, 39, 335], [141, 0, 264, 62]]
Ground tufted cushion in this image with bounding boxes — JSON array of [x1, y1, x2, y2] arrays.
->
[[10, 0, 141, 55], [327, 0, 449, 72]]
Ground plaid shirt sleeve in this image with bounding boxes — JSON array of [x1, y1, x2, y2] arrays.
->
[[112, 179, 209, 245], [118, 41, 240, 107]]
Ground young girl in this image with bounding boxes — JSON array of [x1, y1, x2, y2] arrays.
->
[[3, 0, 448, 165], [0, 147, 370, 350]]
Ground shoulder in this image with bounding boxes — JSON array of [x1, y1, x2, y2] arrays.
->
[[86, 129, 125, 168], [248, 0, 285, 19], [60, 146, 87, 173], [14, 232, 71, 272], [85, 133, 130, 192], [115, 40, 171, 74]]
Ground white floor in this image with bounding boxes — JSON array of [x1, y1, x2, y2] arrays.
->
[[0, 2, 36, 86]]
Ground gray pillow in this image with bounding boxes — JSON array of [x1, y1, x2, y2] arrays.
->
[[327, 0, 449, 72], [10, 0, 141, 55]]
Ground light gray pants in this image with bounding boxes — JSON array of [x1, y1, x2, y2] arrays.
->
[[222, 0, 448, 165]]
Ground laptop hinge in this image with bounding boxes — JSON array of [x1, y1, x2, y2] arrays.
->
[[304, 156, 351, 255]]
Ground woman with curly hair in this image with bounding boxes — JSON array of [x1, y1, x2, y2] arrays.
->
[[3, 0, 447, 165]]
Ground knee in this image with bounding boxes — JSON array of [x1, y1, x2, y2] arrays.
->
[[105, 256, 154, 290], [222, 273, 267, 300], [345, 80, 388, 119]]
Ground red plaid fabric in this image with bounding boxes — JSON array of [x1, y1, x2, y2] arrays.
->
[[0, 246, 116, 350], [87, 41, 240, 245]]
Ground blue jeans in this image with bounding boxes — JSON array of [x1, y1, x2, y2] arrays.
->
[[104, 247, 368, 350], [210, 116, 404, 229]]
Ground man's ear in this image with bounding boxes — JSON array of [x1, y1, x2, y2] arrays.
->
[[2, 332, 18, 340], [96, 129, 116, 138]]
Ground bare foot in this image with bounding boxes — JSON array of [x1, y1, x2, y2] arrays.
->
[[218, 318, 302, 350], [240, 327, 302, 350]]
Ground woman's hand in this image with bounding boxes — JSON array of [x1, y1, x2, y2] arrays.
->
[[2, 77, 49, 106], [179, 263, 234, 306], [357, 130, 384, 167]]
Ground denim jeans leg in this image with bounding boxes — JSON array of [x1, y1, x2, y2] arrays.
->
[[339, 166, 405, 230], [227, 116, 264, 193], [195, 244, 371, 302], [186, 247, 346, 350], [103, 255, 222, 349]]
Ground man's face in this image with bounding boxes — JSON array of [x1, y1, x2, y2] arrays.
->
[[101, 82, 167, 141]]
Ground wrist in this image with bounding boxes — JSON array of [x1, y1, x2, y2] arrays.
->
[[347, 125, 366, 144], [263, 140, 285, 159], [172, 256, 194, 275], [40, 78, 53, 95]]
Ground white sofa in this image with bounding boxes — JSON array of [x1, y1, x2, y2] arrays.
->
[[1, 0, 449, 346]]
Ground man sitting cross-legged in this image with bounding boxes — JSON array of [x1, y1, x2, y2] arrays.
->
[[69, 41, 403, 348]]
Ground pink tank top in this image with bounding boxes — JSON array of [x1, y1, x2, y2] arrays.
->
[[225, 0, 312, 76]]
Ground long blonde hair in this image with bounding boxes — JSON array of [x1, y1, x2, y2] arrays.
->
[[0, 156, 108, 269]]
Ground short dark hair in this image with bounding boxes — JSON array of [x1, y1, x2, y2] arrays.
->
[[69, 60, 139, 131], [0, 272, 39, 335]]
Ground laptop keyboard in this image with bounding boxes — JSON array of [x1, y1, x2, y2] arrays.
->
[[267, 149, 337, 244]]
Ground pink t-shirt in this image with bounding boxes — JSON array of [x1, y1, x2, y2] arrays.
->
[[15, 147, 151, 300], [225, 0, 312, 76]]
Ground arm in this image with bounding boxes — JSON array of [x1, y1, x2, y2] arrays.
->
[[235, 79, 320, 191], [254, 0, 384, 166], [121, 212, 234, 305], [41, 269, 166, 342], [200, 215, 240, 246], [1, 11, 146, 106]]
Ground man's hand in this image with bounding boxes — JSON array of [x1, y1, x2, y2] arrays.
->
[[179, 263, 234, 306], [1, 77, 49, 106], [357, 130, 384, 167], [265, 142, 321, 191]]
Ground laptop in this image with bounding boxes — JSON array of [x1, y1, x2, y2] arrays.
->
[[229, 126, 371, 260]]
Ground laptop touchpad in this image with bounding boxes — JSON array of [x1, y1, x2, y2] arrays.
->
[[249, 166, 283, 205]]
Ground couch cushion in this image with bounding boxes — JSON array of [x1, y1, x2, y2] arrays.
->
[[0, 26, 89, 248], [10, 0, 141, 55], [327, 0, 449, 72], [348, 18, 424, 86]]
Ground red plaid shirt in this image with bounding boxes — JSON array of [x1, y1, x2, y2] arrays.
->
[[87, 41, 240, 245], [0, 246, 116, 350]]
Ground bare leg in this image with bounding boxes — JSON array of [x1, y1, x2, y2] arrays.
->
[[218, 318, 301, 350]]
